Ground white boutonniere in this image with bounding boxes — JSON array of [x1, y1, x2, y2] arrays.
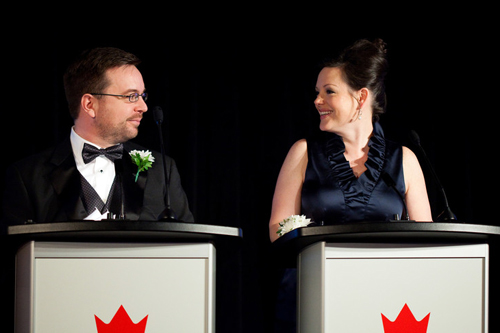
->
[[129, 150, 155, 182], [276, 214, 312, 237]]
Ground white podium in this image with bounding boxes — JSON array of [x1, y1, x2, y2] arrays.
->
[[8, 221, 242, 333], [275, 222, 500, 333], [299, 242, 488, 333]]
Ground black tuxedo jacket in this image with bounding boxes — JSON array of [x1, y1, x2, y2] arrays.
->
[[2, 138, 194, 225]]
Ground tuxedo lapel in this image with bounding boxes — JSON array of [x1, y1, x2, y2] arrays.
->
[[119, 143, 148, 219], [45, 140, 150, 221], [48, 139, 87, 221]]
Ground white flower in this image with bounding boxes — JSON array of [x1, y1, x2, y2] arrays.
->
[[276, 215, 312, 237], [129, 150, 155, 182], [129, 150, 155, 162]]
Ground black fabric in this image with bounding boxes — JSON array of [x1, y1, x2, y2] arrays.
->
[[1, 139, 194, 224], [82, 143, 123, 164], [79, 173, 117, 215], [302, 122, 405, 224]]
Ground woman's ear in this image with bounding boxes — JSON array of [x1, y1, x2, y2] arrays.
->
[[358, 88, 370, 109]]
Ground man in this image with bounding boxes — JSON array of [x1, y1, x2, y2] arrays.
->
[[2, 47, 194, 224]]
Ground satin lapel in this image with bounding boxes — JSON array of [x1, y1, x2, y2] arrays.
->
[[119, 147, 147, 219], [48, 139, 87, 220]]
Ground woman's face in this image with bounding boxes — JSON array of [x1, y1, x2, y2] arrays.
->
[[314, 67, 361, 133]]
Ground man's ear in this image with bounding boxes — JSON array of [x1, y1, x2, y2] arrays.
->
[[80, 93, 97, 119]]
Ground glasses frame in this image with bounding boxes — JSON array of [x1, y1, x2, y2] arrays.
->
[[90, 92, 148, 103]]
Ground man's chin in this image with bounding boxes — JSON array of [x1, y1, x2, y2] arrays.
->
[[105, 129, 139, 145]]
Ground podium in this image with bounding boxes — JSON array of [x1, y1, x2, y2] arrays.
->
[[7, 221, 242, 333], [274, 222, 500, 333]]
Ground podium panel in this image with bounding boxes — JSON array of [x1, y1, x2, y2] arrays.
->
[[15, 241, 215, 333], [298, 242, 488, 333]]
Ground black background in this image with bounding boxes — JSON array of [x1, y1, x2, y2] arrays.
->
[[2, 7, 498, 332]]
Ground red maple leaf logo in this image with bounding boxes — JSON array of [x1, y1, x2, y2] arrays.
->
[[381, 303, 430, 333], [95, 305, 148, 333]]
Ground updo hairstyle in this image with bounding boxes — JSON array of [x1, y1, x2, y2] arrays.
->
[[323, 39, 388, 121]]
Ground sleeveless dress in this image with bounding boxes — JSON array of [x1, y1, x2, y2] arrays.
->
[[301, 122, 406, 224], [274, 123, 407, 332]]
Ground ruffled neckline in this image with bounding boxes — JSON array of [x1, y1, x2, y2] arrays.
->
[[324, 122, 386, 206]]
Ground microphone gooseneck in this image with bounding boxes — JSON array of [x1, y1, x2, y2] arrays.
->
[[409, 130, 457, 222], [381, 172, 410, 221], [153, 106, 178, 221]]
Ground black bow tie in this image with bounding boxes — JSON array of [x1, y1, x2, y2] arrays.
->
[[82, 143, 123, 164]]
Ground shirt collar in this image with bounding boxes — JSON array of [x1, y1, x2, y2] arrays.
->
[[70, 127, 103, 167]]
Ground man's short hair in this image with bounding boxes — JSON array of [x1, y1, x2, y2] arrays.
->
[[63, 47, 141, 119]]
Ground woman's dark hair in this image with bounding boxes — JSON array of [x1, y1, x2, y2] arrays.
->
[[63, 47, 141, 120], [323, 39, 388, 121]]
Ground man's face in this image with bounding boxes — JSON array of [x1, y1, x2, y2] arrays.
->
[[93, 65, 148, 146]]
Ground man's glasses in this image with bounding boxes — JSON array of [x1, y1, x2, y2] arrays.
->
[[90, 92, 148, 103]]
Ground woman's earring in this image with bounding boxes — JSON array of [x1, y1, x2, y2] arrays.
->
[[358, 108, 363, 120]]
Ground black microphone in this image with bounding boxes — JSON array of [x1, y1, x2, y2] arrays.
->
[[381, 172, 410, 220], [409, 130, 457, 222], [153, 106, 177, 221]]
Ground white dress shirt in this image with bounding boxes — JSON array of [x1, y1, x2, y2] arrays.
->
[[70, 127, 116, 220]]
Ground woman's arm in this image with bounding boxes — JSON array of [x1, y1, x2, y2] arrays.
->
[[269, 139, 309, 242], [402, 146, 433, 221]]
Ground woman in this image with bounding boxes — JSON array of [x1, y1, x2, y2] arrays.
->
[[269, 39, 432, 242]]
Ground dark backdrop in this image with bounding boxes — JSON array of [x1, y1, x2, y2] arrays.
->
[[2, 9, 498, 332]]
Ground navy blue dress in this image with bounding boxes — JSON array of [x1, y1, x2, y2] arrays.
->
[[274, 123, 406, 332], [301, 122, 406, 223]]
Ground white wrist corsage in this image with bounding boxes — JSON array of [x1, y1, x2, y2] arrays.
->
[[129, 150, 155, 182], [276, 214, 312, 237]]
